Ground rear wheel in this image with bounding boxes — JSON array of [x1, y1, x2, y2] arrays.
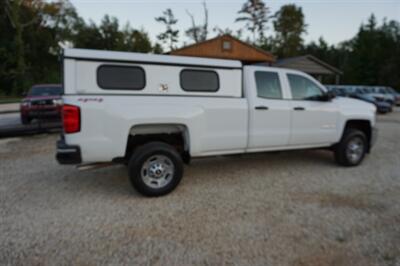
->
[[334, 129, 367, 166], [128, 142, 183, 197]]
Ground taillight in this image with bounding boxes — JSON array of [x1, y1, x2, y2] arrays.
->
[[62, 104, 80, 133]]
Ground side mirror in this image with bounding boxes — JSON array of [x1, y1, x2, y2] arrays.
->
[[320, 91, 336, 101], [327, 91, 336, 100]]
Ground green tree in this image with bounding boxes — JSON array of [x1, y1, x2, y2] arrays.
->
[[72, 19, 104, 50], [303, 37, 349, 84], [73, 16, 153, 53], [155, 8, 179, 51], [0, 0, 163, 96], [1, 0, 79, 95], [185, 1, 208, 43], [42, 0, 79, 51], [99, 15, 125, 50], [0, 2, 18, 95], [152, 42, 164, 54], [213, 26, 243, 40], [235, 0, 269, 44], [4, 0, 40, 94], [302, 15, 400, 90], [272, 4, 307, 58], [344, 14, 400, 88], [127, 29, 153, 53], [378, 19, 400, 90]]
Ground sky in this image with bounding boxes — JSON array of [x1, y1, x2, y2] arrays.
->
[[70, 0, 400, 49]]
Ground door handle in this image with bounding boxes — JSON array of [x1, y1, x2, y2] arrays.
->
[[293, 106, 305, 111], [255, 106, 269, 110]]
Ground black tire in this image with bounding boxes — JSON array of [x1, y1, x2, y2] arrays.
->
[[128, 141, 183, 197], [21, 116, 30, 125], [334, 128, 367, 166]]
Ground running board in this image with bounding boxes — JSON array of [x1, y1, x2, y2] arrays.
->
[[77, 162, 116, 171]]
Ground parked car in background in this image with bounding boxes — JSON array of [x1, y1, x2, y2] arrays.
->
[[326, 85, 392, 114], [328, 87, 348, 97], [385, 87, 400, 106], [369, 87, 395, 106], [20, 84, 63, 125], [349, 90, 392, 114]]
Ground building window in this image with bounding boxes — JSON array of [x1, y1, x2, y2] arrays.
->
[[222, 40, 232, 51], [97, 65, 145, 90], [180, 69, 219, 92]]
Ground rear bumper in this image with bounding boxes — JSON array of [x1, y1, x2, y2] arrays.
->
[[24, 110, 61, 118], [21, 105, 61, 119], [56, 137, 82, 164]]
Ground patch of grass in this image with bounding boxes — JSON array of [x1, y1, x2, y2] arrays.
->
[[0, 97, 21, 104]]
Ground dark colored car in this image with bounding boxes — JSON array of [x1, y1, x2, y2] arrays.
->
[[349, 92, 392, 114], [20, 84, 63, 125], [386, 87, 400, 106], [330, 87, 349, 97]]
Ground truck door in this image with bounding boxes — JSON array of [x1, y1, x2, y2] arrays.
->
[[285, 73, 339, 146], [246, 67, 291, 151]]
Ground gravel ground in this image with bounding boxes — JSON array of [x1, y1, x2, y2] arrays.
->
[[1, 110, 399, 266]]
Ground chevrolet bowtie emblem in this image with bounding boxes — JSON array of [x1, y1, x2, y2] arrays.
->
[[160, 84, 168, 92]]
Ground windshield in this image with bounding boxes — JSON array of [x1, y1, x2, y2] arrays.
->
[[361, 94, 375, 101], [28, 86, 62, 96], [387, 87, 396, 93], [377, 88, 387, 94]]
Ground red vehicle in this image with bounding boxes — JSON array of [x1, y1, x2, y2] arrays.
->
[[20, 84, 63, 125]]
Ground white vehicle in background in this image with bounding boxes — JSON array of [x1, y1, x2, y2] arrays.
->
[[57, 49, 377, 197]]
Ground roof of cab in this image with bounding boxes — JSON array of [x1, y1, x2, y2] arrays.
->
[[64, 48, 242, 69]]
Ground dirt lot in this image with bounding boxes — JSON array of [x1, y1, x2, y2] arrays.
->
[[1, 110, 399, 266]]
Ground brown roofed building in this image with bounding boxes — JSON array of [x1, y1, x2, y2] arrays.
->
[[273, 55, 343, 84], [169, 35, 342, 84], [169, 34, 275, 65]]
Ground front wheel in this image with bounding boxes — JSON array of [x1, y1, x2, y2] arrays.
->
[[128, 142, 183, 197], [334, 129, 367, 166]]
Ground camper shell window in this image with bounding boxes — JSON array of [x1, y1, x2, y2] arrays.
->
[[97, 65, 145, 90], [180, 69, 219, 92]]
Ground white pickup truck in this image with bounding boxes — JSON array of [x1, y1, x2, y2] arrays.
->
[[57, 48, 377, 196]]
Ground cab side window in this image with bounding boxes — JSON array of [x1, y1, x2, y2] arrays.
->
[[287, 74, 323, 100], [255, 71, 282, 99]]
